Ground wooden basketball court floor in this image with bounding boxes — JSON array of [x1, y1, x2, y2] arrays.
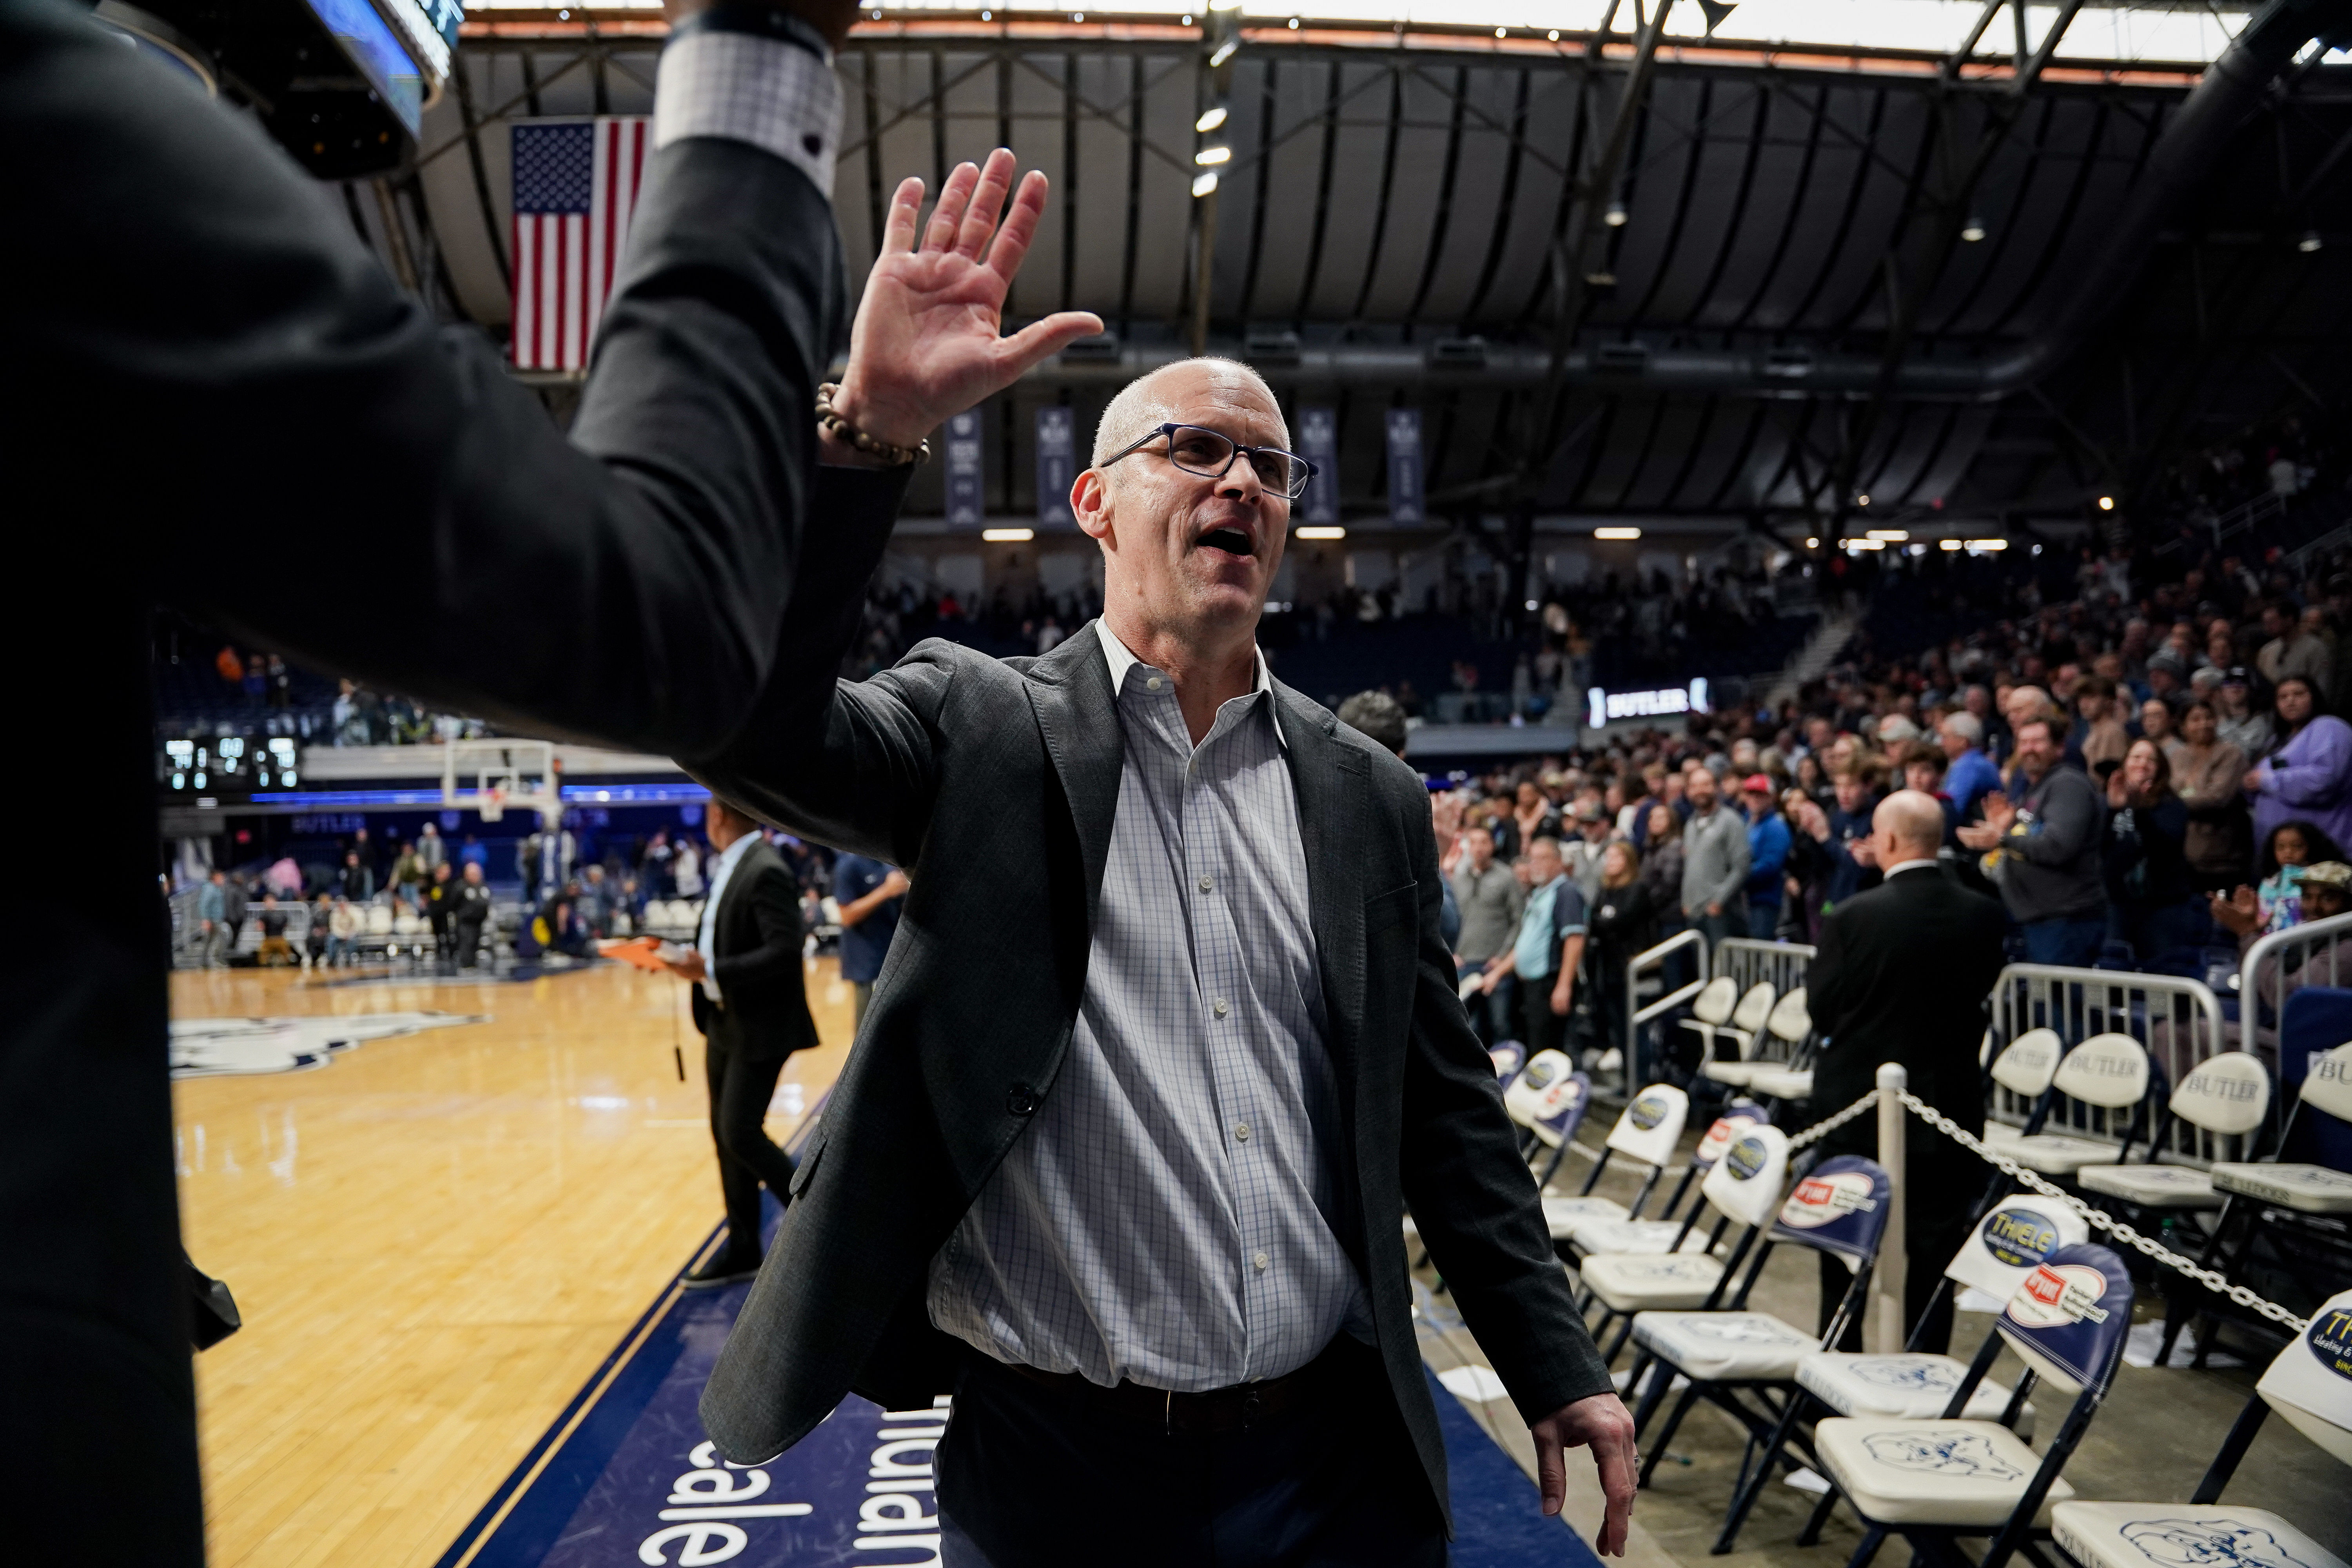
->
[[172, 957, 855, 1568]]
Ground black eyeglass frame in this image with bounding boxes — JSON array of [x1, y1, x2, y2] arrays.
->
[[1097, 421, 1319, 502]]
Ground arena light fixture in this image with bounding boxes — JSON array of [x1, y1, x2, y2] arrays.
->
[[1804, 537, 1820, 548], [1208, 36, 1239, 65], [1841, 538, 1884, 550], [1855, 494, 1870, 506], [1940, 538, 1963, 551], [1195, 145, 1231, 166], [981, 527, 1034, 543], [1866, 528, 1907, 541], [1195, 106, 1227, 133], [1192, 171, 1220, 198], [1548, 29, 1560, 39], [1967, 538, 2011, 551], [2299, 230, 2323, 253], [1593, 526, 1642, 540], [2098, 495, 2115, 510], [1296, 525, 1347, 540]]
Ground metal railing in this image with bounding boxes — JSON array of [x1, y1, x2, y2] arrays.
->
[[1989, 963, 2230, 1165], [2238, 909, 2352, 1067], [1626, 929, 1709, 1100], [1713, 936, 1816, 999]]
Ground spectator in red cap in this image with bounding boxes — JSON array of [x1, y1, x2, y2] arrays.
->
[[1741, 773, 1792, 939]]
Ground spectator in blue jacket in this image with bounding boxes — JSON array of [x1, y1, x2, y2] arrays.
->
[[831, 852, 908, 1026], [1938, 711, 2002, 820], [1741, 773, 1792, 939]]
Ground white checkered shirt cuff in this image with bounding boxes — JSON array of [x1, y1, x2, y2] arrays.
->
[[654, 31, 842, 202]]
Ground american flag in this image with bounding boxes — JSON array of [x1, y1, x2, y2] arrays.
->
[[510, 118, 649, 372]]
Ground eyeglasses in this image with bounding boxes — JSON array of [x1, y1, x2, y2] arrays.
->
[[1098, 422, 1318, 502]]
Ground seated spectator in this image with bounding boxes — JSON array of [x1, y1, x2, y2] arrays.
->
[[255, 895, 293, 967], [2103, 738, 2201, 965], [2212, 820, 2341, 942], [2246, 675, 2352, 857], [2298, 860, 2352, 926], [2172, 699, 2250, 890], [326, 897, 361, 967]]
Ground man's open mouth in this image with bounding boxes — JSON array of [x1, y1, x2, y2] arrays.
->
[[1197, 524, 1254, 559]]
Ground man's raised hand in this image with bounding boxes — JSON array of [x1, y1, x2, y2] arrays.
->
[[826, 149, 1104, 459]]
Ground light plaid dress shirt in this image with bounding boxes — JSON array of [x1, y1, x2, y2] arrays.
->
[[926, 622, 1371, 1391]]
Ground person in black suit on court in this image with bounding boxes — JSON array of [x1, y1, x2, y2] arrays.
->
[[7, 0, 1096, 1552], [664, 799, 819, 1287], [1804, 789, 2008, 1353]]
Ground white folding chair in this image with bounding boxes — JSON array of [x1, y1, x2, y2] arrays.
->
[[1701, 983, 1780, 1084], [1563, 1100, 1768, 1261], [1680, 975, 1741, 1066], [1577, 1125, 1792, 1365], [1540, 1082, 1691, 1241], [1742, 988, 1818, 1104], [2005, 1034, 2158, 1176], [365, 904, 394, 935], [1489, 1040, 1529, 1088], [1981, 1028, 2065, 1151], [1622, 1155, 1892, 1534], [2053, 1285, 2352, 1568], [1725, 1194, 2067, 1553], [1504, 1051, 1594, 1189], [2078, 1051, 2271, 1213], [1813, 1243, 2137, 1568]]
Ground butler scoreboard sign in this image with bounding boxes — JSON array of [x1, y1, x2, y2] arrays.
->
[[1587, 679, 1711, 729]]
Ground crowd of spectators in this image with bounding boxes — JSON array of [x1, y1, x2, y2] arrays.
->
[[1406, 518, 2352, 1070]]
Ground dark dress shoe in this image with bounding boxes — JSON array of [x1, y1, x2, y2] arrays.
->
[[682, 1253, 761, 1290]]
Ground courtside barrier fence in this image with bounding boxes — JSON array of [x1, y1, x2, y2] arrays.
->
[[1990, 964, 2229, 1162]]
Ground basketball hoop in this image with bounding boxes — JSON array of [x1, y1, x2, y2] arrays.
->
[[481, 785, 506, 823]]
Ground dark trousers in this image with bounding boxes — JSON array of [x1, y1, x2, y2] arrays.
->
[[705, 1028, 797, 1262], [2020, 913, 2104, 968], [1521, 972, 1568, 1060], [1817, 1170, 1973, 1356], [938, 1341, 1443, 1568], [452, 911, 486, 968]]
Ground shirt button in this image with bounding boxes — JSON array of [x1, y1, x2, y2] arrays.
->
[[1004, 1083, 1038, 1117], [1199, 875, 1214, 893], [1213, 997, 1229, 1018], [1234, 1123, 1251, 1142], [1253, 1251, 1269, 1271], [1146, 676, 1163, 691]]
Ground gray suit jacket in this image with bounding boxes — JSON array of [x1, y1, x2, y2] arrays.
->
[[688, 486, 1609, 1528]]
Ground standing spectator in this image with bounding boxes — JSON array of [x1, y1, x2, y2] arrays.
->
[[2257, 604, 2331, 697], [1638, 806, 1686, 942], [518, 814, 576, 910], [674, 833, 705, 901], [2245, 675, 2352, 857], [417, 821, 448, 873], [338, 850, 373, 903], [1476, 837, 1586, 1060], [2140, 699, 2183, 768], [1450, 826, 1525, 1045], [425, 862, 455, 957], [2102, 739, 2201, 965], [196, 870, 227, 968], [448, 862, 493, 969], [1958, 717, 2107, 966], [2214, 668, 2274, 759], [458, 834, 489, 873], [1562, 801, 1612, 905], [325, 898, 361, 967], [1496, 779, 1558, 861], [577, 866, 613, 938], [1586, 842, 1656, 1072], [1938, 713, 2000, 820], [218, 873, 248, 962], [643, 827, 675, 898], [1740, 775, 1790, 940], [2172, 700, 2250, 889], [304, 894, 332, 969], [2068, 677, 2129, 771], [1680, 767, 1749, 954], [388, 839, 426, 909], [833, 852, 909, 1026], [2212, 821, 2339, 943]]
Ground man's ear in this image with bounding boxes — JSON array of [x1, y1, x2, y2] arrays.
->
[[1073, 468, 1112, 544]]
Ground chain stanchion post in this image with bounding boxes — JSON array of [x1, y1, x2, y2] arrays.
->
[[1873, 1062, 1909, 1352]]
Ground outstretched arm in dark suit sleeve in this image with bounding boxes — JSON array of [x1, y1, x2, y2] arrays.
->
[[712, 863, 808, 1002]]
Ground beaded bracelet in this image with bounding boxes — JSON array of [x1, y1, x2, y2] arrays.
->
[[816, 384, 930, 466]]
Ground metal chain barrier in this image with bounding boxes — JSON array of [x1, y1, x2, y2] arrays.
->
[[1893, 1089, 2310, 1335], [1786, 1088, 1878, 1150]]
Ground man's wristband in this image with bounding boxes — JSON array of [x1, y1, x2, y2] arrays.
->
[[666, 3, 831, 61]]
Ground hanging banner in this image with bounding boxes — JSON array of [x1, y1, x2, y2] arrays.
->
[[945, 409, 984, 528], [1036, 406, 1075, 526], [1385, 407, 1423, 524], [1299, 405, 1339, 525]]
